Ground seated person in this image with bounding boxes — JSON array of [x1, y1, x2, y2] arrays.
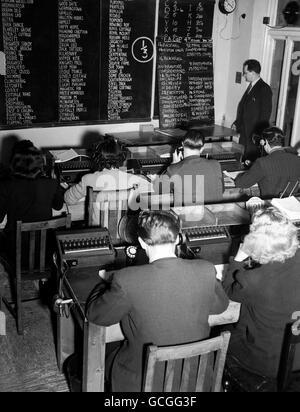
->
[[233, 127, 300, 198], [160, 130, 224, 206], [223, 207, 300, 381], [64, 137, 152, 208], [0, 141, 65, 260], [86, 210, 229, 392]]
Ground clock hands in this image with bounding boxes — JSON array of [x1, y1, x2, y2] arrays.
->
[[225, 0, 236, 12]]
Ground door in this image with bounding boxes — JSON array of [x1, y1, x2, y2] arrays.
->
[[267, 32, 300, 147]]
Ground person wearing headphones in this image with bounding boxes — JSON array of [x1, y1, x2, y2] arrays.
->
[[86, 210, 229, 392], [164, 129, 224, 205], [64, 136, 152, 206], [232, 127, 300, 199]]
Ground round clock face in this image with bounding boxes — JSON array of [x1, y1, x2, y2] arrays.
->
[[219, 0, 237, 14]]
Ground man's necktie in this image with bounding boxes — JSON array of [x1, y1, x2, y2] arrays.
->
[[246, 83, 252, 94]]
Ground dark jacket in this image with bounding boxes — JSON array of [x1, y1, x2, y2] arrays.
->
[[0, 175, 64, 257], [235, 149, 300, 198], [166, 156, 224, 205], [87, 257, 229, 391], [235, 78, 272, 161], [223, 250, 300, 378]]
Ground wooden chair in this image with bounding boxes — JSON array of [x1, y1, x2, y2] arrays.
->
[[277, 322, 300, 392], [85, 186, 137, 244], [223, 322, 300, 392], [142, 331, 231, 392], [2, 214, 71, 335]]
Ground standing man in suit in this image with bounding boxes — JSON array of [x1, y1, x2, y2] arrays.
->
[[233, 59, 273, 163], [86, 210, 229, 392]]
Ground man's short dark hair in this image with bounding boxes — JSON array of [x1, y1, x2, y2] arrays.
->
[[137, 210, 180, 246], [244, 59, 261, 74], [262, 126, 285, 147], [182, 130, 204, 150]]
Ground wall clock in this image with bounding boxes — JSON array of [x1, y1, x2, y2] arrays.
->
[[219, 0, 237, 15]]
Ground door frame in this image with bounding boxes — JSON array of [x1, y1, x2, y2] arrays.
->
[[263, 27, 300, 146]]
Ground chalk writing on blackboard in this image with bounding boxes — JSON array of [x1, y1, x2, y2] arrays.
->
[[157, 38, 214, 129], [158, 0, 215, 42], [0, 0, 156, 129]]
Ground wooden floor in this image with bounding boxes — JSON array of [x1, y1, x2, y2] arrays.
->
[[0, 270, 69, 392]]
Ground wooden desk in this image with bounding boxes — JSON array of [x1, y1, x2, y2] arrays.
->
[[112, 125, 238, 147], [57, 267, 240, 392]]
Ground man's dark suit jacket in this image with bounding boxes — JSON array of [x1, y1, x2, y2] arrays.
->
[[235, 149, 300, 198], [235, 78, 272, 161], [223, 250, 300, 378], [166, 156, 224, 205], [87, 257, 229, 391]]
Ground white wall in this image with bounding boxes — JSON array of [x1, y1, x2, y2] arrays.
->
[[221, 0, 272, 128], [0, 0, 274, 154]]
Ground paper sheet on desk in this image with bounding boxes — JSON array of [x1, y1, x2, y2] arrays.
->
[[215, 264, 228, 281], [224, 176, 235, 188], [271, 196, 300, 220], [49, 148, 84, 163], [223, 170, 244, 180]]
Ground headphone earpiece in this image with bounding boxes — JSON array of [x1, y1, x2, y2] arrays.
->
[[260, 139, 266, 147]]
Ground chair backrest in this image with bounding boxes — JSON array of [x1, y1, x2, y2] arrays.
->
[[16, 214, 72, 276], [86, 186, 136, 244], [277, 322, 300, 392], [143, 331, 231, 392]]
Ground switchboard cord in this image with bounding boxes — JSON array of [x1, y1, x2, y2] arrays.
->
[[52, 253, 74, 318]]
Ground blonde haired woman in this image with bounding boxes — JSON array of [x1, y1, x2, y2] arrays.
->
[[223, 207, 300, 386]]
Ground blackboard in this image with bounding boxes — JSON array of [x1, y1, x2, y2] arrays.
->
[[99, 0, 156, 121], [157, 39, 214, 129], [158, 0, 215, 41], [155, 0, 215, 124], [0, 0, 156, 129]]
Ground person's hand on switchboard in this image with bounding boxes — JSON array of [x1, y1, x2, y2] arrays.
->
[[172, 147, 183, 164], [98, 269, 107, 280], [60, 182, 69, 190]]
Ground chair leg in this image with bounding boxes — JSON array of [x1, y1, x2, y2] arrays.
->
[[16, 277, 23, 335]]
